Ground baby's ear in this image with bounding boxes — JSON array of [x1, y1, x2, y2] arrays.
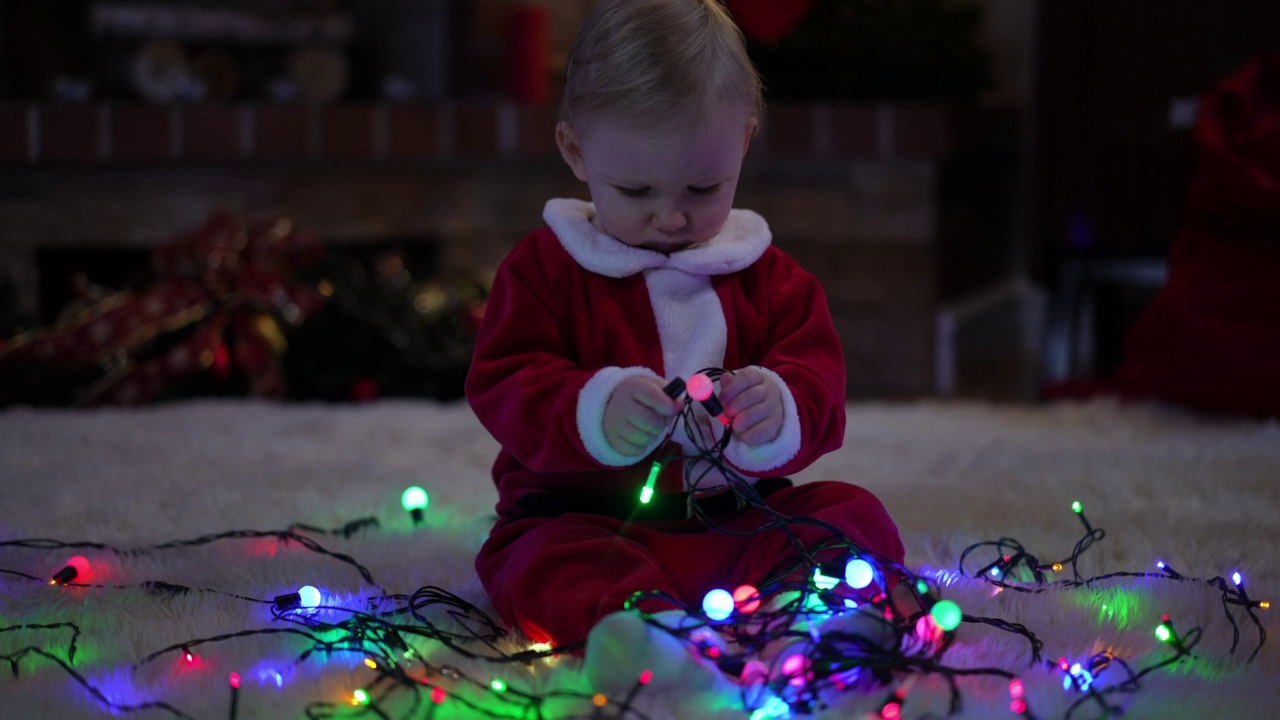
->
[[742, 116, 759, 155], [555, 122, 589, 182]]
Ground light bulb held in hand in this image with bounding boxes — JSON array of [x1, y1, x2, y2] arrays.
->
[[686, 373, 729, 426]]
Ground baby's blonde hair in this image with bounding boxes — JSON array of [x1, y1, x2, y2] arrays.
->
[[560, 0, 764, 137]]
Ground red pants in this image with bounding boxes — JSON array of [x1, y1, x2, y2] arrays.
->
[[474, 481, 904, 648]]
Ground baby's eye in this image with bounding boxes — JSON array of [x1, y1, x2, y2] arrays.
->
[[615, 186, 651, 198], [688, 184, 721, 195]]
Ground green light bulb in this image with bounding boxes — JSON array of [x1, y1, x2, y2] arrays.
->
[[749, 695, 792, 720], [401, 486, 429, 511], [639, 462, 661, 505], [353, 689, 369, 705], [1071, 501, 1082, 514], [1155, 624, 1172, 642], [801, 591, 827, 614], [490, 679, 507, 693], [930, 600, 963, 631], [812, 567, 840, 591], [916, 580, 929, 595], [402, 486, 429, 526]]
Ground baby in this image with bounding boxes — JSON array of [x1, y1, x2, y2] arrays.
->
[[465, 0, 904, 700]]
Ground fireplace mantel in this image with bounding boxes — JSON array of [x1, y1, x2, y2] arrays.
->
[[0, 101, 951, 167]]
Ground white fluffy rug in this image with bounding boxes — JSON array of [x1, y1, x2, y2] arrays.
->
[[1, 399, 1278, 719]]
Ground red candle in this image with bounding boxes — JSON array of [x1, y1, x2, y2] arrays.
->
[[506, 4, 550, 105]]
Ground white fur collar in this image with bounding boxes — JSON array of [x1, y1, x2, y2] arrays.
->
[[543, 198, 771, 278]]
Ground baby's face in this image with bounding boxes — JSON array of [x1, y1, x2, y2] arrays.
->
[[559, 106, 755, 253]]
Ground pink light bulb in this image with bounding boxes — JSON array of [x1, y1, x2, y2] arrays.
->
[[915, 614, 943, 644], [781, 654, 807, 676], [51, 555, 92, 584], [687, 373, 713, 401], [740, 660, 768, 685]]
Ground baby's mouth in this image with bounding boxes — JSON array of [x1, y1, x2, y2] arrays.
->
[[637, 236, 699, 253]]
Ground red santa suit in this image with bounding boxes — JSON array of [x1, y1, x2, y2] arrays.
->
[[466, 199, 904, 647]]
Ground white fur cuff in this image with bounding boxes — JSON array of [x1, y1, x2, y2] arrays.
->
[[577, 366, 668, 467]]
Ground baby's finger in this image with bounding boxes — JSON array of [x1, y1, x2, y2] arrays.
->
[[613, 436, 647, 455], [724, 382, 767, 417], [618, 423, 652, 447], [729, 401, 765, 434], [627, 403, 667, 435], [733, 410, 781, 446], [719, 369, 761, 405], [605, 420, 645, 455], [636, 383, 681, 418]]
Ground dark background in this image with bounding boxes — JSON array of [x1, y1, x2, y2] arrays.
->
[[1, 0, 1278, 401]]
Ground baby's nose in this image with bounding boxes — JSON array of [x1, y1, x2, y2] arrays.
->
[[652, 208, 688, 231]]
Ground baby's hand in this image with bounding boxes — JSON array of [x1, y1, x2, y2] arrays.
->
[[603, 376, 681, 457], [719, 368, 784, 446]]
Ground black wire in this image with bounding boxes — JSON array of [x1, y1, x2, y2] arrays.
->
[[2, 519, 385, 593], [1, 380, 1270, 719]]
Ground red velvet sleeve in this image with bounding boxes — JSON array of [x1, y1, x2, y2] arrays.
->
[[464, 234, 606, 473], [722, 247, 847, 477]]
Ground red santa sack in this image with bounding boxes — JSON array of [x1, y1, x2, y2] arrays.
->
[[1109, 55, 1280, 418]]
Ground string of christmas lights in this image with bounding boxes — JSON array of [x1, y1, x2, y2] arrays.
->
[[1, 370, 1270, 719], [609, 369, 1270, 719], [621, 369, 1008, 716], [4, 568, 649, 719], [956, 503, 1267, 661]]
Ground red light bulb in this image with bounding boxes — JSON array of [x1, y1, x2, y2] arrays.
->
[[687, 373, 714, 401], [733, 584, 761, 614], [685, 373, 729, 425], [229, 671, 241, 720], [50, 555, 91, 584]]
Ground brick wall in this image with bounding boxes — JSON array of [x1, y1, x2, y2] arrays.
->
[[0, 100, 950, 398]]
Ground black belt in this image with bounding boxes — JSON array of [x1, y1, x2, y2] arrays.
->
[[512, 477, 793, 523]]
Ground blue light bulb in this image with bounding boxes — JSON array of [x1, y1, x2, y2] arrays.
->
[[844, 558, 874, 589], [702, 589, 735, 621], [298, 585, 321, 608]]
